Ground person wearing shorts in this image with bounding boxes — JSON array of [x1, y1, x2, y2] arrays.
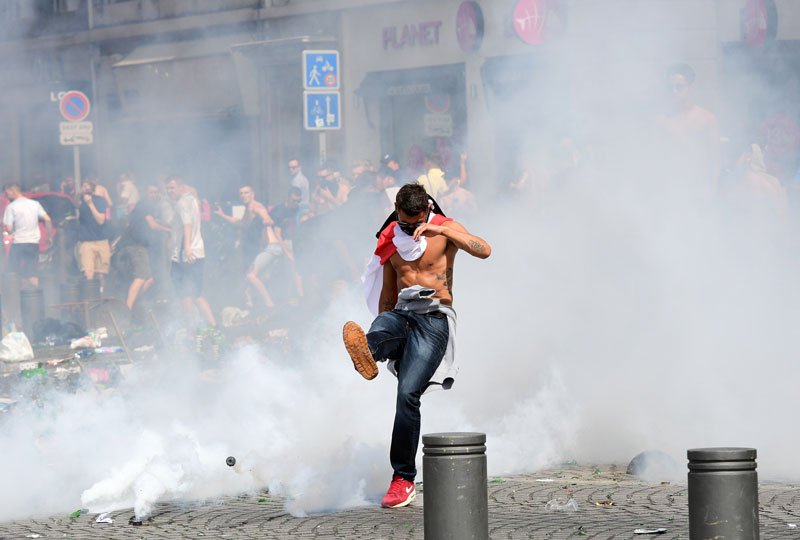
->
[[2, 183, 52, 289], [118, 196, 171, 311], [165, 175, 216, 328], [77, 180, 110, 290]]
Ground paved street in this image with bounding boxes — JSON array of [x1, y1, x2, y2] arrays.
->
[[1, 465, 798, 539]]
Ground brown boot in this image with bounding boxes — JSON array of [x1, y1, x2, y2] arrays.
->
[[343, 321, 378, 380]]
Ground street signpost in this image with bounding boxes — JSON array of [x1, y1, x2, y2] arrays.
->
[[302, 50, 341, 165], [58, 90, 92, 184]]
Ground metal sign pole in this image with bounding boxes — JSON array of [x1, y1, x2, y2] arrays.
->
[[319, 132, 327, 166], [73, 146, 81, 185]]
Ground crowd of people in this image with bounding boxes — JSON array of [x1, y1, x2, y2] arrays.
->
[[0, 148, 481, 336], [2, 64, 799, 337]]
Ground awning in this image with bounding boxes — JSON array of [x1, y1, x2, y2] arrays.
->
[[112, 35, 242, 68], [356, 65, 464, 98], [230, 35, 337, 66]]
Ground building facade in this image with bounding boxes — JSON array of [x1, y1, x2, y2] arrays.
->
[[0, 0, 797, 202]]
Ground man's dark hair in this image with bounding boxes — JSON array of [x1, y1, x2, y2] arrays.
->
[[4, 182, 21, 193], [396, 184, 430, 215], [378, 166, 396, 180], [666, 63, 695, 84]]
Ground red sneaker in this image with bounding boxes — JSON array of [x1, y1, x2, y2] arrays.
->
[[381, 474, 416, 508]]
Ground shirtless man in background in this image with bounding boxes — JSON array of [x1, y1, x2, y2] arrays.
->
[[656, 63, 720, 195], [342, 183, 491, 509], [214, 185, 274, 308]]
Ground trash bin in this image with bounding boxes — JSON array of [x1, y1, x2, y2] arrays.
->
[[2, 272, 21, 329], [61, 281, 81, 304], [422, 432, 488, 540], [688, 447, 759, 540]]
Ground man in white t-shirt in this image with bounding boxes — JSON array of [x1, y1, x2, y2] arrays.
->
[[164, 175, 216, 328], [2, 183, 52, 288]]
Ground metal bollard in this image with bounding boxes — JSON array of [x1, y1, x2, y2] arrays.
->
[[80, 277, 101, 301], [2, 272, 21, 329], [19, 288, 45, 332], [422, 432, 488, 540], [688, 447, 759, 540]]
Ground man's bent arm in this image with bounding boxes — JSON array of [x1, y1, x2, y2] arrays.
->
[[441, 221, 491, 259], [379, 263, 398, 313], [86, 199, 106, 224]]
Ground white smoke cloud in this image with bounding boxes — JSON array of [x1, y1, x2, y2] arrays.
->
[[2, 0, 799, 525]]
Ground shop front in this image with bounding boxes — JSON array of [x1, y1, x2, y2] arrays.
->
[[355, 63, 467, 176], [341, 0, 569, 196]]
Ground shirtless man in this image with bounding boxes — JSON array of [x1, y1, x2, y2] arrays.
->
[[656, 63, 720, 194], [214, 185, 274, 307], [246, 188, 303, 309], [342, 183, 491, 508]]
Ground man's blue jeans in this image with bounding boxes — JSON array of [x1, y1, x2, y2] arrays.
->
[[366, 309, 449, 481]]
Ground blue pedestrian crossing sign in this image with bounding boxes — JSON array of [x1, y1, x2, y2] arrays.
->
[[304, 92, 341, 131], [303, 50, 340, 90]]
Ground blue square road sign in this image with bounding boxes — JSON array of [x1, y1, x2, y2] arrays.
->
[[303, 50, 340, 90], [304, 92, 340, 131]]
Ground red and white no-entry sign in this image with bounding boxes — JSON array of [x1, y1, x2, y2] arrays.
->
[[59, 90, 91, 122]]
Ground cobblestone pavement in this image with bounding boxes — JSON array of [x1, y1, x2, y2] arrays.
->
[[1, 465, 798, 539]]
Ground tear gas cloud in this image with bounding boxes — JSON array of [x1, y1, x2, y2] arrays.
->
[[2, 0, 800, 523]]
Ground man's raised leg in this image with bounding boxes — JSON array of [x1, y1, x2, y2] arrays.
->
[[342, 311, 407, 380]]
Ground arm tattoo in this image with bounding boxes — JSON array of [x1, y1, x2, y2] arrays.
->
[[468, 240, 485, 252], [435, 273, 446, 281]]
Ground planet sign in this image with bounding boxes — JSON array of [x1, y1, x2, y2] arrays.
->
[[59, 91, 91, 122]]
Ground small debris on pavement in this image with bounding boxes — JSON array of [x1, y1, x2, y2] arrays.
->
[[545, 498, 578, 511], [634, 528, 667, 534], [226, 456, 236, 467], [789, 523, 797, 529], [535, 478, 555, 483], [95, 512, 113, 524], [594, 500, 615, 507]]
